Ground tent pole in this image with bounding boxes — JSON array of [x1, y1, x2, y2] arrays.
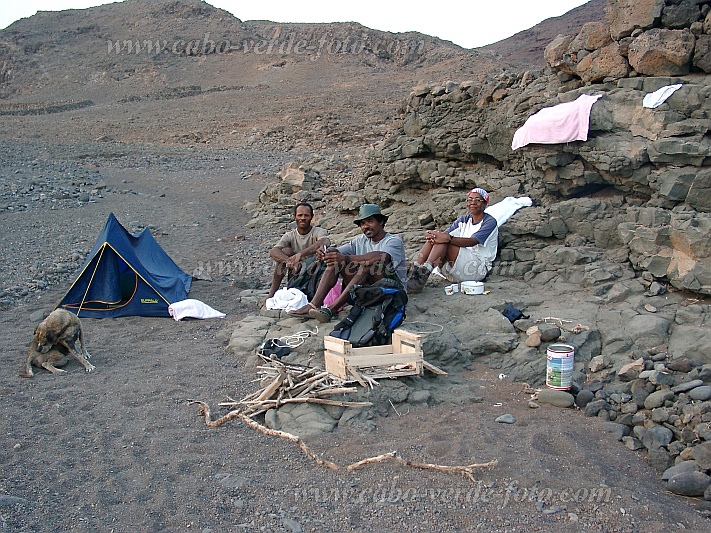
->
[[78, 244, 106, 317]]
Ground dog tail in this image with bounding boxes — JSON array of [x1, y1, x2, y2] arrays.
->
[[20, 354, 34, 377]]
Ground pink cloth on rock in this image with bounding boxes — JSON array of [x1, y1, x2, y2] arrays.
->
[[511, 93, 603, 150]]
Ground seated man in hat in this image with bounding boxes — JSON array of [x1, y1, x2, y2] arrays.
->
[[289, 203, 407, 323], [263, 202, 330, 306], [407, 187, 498, 293]]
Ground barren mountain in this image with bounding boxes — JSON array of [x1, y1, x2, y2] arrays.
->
[[481, 0, 607, 66], [0, 0, 603, 149]]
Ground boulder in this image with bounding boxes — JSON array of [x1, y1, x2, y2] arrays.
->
[[693, 35, 711, 73], [572, 22, 613, 52], [606, 0, 665, 40], [544, 34, 576, 75], [669, 325, 711, 364], [577, 43, 631, 83], [628, 29, 695, 76]]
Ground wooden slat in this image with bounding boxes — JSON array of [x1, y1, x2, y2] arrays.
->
[[324, 351, 347, 379], [345, 353, 422, 368], [346, 365, 368, 387], [422, 361, 448, 375]]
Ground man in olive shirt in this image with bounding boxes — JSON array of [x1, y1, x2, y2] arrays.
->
[[264, 202, 330, 303]]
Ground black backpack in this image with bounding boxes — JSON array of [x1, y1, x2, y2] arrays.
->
[[287, 259, 327, 301], [329, 278, 408, 347]]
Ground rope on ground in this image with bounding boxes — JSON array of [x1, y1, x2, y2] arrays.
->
[[278, 325, 319, 348]]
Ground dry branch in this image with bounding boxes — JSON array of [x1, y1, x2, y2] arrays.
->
[[189, 401, 497, 481]]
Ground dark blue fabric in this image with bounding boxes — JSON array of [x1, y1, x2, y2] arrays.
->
[[57, 213, 191, 318]]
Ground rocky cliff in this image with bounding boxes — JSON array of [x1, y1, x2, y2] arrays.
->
[[353, 0, 711, 298]]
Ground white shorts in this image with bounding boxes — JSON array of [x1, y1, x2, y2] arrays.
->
[[440, 247, 491, 282]]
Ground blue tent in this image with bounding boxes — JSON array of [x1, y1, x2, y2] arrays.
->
[[57, 213, 192, 318]]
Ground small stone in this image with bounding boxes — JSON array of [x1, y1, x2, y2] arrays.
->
[[689, 386, 711, 401], [588, 355, 608, 373], [644, 390, 675, 410], [667, 471, 711, 497], [622, 436, 644, 450], [0, 495, 29, 506], [618, 358, 644, 381], [620, 401, 638, 414], [525, 333, 542, 347], [584, 399, 610, 417], [679, 447, 695, 461], [648, 371, 675, 387], [539, 325, 561, 342], [662, 460, 700, 481], [599, 422, 630, 441], [538, 388, 575, 408], [13, 443, 21, 449], [495, 414, 516, 424], [651, 408, 670, 424], [648, 447, 673, 472], [691, 442, 711, 470], [672, 379, 704, 394], [642, 425, 674, 450], [644, 304, 657, 313], [528, 401, 541, 409], [667, 358, 695, 373], [575, 389, 595, 408]]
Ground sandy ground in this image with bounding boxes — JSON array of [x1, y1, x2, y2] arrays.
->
[[1, 142, 710, 532]]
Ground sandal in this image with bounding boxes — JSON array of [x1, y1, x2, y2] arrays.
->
[[308, 306, 333, 323], [287, 302, 317, 316]]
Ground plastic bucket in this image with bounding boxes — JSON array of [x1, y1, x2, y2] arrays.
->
[[546, 344, 575, 390]]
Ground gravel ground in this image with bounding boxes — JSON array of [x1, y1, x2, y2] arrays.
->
[[1, 140, 710, 532]]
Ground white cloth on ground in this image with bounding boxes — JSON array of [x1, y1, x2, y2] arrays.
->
[[168, 299, 226, 321], [642, 83, 683, 109], [265, 288, 308, 312], [511, 94, 603, 150]]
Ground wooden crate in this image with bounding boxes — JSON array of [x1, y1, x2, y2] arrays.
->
[[324, 329, 446, 385]]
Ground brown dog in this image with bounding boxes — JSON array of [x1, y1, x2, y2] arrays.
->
[[20, 309, 95, 378]]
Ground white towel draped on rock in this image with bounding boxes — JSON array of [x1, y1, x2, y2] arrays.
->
[[643, 83, 683, 109], [485, 196, 533, 226], [265, 288, 308, 312], [168, 299, 226, 321]]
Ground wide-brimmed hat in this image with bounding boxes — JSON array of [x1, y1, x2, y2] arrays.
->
[[354, 203, 388, 225]]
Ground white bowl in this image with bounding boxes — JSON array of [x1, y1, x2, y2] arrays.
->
[[460, 281, 484, 295]]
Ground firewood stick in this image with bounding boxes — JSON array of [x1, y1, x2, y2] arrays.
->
[[256, 370, 286, 401], [345, 453, 498, 481], [190, 401, 496, 480], [313, 387, 358, 396], [241, 397, 372, 408], [237, 412, 340, 469]]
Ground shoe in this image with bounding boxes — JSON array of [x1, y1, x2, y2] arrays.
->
[[407, 264, 430, 294], [309, 306, 333, 323]]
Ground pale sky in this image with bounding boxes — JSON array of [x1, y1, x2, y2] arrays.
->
[[0, 0, 591, 49]]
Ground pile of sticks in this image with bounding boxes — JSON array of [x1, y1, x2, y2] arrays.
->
[[219, 355, 372, 418]]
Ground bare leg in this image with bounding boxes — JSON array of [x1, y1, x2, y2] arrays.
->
[[266, 262, 288, 299], [289, 264, 339, 315]]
